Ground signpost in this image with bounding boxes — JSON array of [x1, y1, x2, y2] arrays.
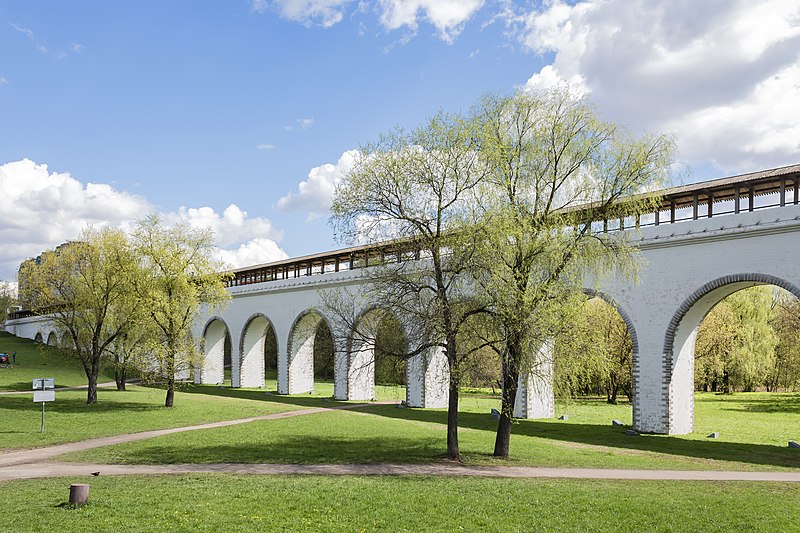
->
[[32, 378, 55, 433]]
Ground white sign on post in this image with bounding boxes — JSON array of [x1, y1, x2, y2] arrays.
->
[[32, 378, 55, 390], [33, 390, 55, 402], [32, 377, 56, 433]]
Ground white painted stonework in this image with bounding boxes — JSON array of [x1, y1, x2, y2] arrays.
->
[[6, 203, 800, 434]]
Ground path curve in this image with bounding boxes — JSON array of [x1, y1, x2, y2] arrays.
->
[[1, 399, 798, 484], [0, 401, 393, 468]]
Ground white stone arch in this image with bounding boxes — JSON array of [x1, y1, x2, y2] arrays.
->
[[662, 273, 800, 434], [238, 313, 276, 389], [199, 317, 231, 385], [34, 332, 44, 343], [46, 331, 58, 347], [583, 288, 641, 425], [346, 306, 404, 402], [286, 310, 334, 395]]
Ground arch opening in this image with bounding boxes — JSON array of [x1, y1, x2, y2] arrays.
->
[[287, 311, 334, 395], [34, 332, 43, 343], [46, 331, 58, 347], [555, 295, 635, 405], [202, 318, 231, 385], [239, 314, 276, 388], [348, 309, 409, 401], [664, 274, 800, 434]]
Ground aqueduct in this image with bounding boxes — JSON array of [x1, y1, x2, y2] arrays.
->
[[6, 164, 800, 435]]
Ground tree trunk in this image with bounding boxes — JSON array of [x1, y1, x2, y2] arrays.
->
[[446, 379, 460, 461], [115, 364, 127, 391], [86, 364, 99, 405], [493, 359, 518, 459], [165, 376, 175, 407]]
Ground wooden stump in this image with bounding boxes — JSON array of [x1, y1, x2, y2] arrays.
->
[[69, 483, 90, 505]]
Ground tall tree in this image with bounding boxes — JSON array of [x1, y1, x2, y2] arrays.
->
[[473, 89, 675, 458], [18, 227, 141, 404], [330, 111, 490, 461], [132, 215, 231, 407]]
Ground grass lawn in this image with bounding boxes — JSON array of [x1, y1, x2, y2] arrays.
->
[[0, 332, 114, 391], [63, 392, 800, 471], [3, 475, 798, 532], [0, 334, 405, 452]]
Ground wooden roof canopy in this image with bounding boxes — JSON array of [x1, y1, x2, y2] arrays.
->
[[225, 163, 800, 288]]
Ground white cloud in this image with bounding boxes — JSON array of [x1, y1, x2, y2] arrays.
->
[[0, 159, 150, 279], [513, 0, 800, 172], [251, 0, 483, 43], [284, 117, 315, 131], [254, 0, 351, 27], [9, 22, 35, 40], [163, 204, 283, 247], [0, 159, 289, 280], [257, 143, 276, 151], [215, 238, 289, 269], [277, 149, 358, 220], [378, 0, 484, 43], [0, 77, 8, 86]]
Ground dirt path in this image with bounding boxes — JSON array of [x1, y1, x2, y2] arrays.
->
[[1, 400, 798, 483], [3, 461, 800, 482]]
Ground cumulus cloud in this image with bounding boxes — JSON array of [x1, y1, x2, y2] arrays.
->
[[215, 238, 289, 269], [277, 149, 358, 220], [0, 159, 150, 279], [378, 0, 484, 43], [0, 159, 288, 279], [513, 0, 800, 172]]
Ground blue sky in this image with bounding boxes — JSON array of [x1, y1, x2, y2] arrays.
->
[[1, 1, 798, 281]]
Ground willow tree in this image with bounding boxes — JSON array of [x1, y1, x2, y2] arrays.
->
[[132, 215, 231, 407], [330, 111, 490, 461], [18, 227, 141, 404], [473, 89, 675, 458], [696, 286, 778, 392], [555, 297, 633, 403]]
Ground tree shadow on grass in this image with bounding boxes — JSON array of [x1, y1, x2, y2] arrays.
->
[[101, 434, 445, 466], [0, 394, 167, 416], [714, 394, 800, 414], [177, 383, 359, 410], [351, 405, 800, 470]]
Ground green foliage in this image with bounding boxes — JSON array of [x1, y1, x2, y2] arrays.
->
[[769, 293, 800, 391], [471, 89, 675, 456], [132, 215, 231, 406], [329, 110, 492, 460], [555, 297, 632, 403], [17, 227, 142, 404], [0, 280, 17, 322], [695, 287, 779, 392]]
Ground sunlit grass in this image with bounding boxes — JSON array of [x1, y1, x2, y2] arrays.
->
[[63, 393, 800, 471], [4, 475, 798, 532]]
